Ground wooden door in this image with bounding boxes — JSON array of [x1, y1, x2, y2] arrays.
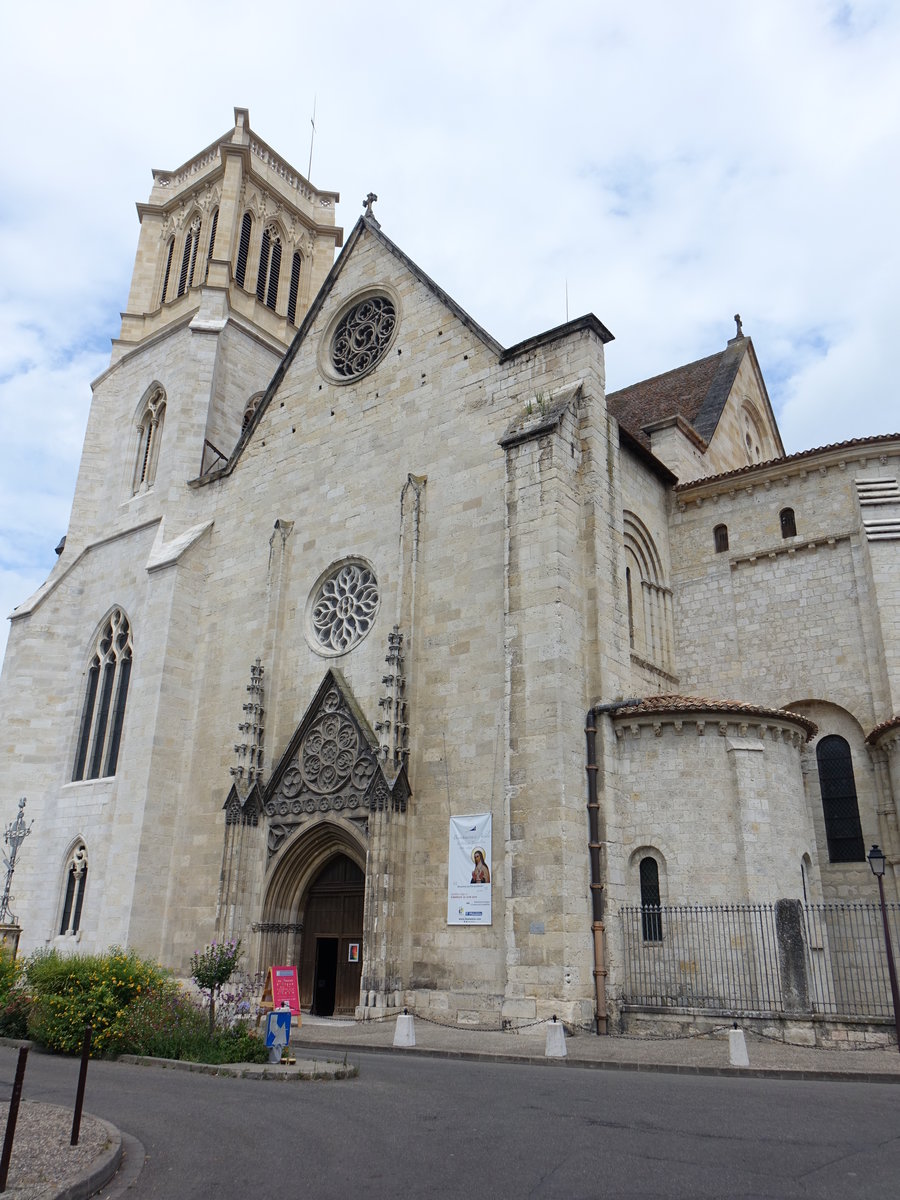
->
[[299, 855, 364, 1013]]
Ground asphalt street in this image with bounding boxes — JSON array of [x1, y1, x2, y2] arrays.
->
[[3, 1046, 899, 1199]]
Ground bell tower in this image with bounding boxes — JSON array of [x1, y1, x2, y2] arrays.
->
[[63, 110, 342, 552]]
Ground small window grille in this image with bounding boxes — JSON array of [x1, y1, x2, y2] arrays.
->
[[714, 524, 729, 553], [287, 252, 302, 324], [204, 207, 219, 281], [59, 844, 88, 936], [780, 508, 797, 538], [235, 213, 252, 288], [816, 736, 865, 862], [73, 610, 133, 781], [160, 238, 175, 304], [639, 857, 663, 942]]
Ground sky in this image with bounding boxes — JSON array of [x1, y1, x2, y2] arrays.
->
[[1, 0, 898, 660]]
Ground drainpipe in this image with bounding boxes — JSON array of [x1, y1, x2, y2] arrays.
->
[[585, 699, 643, 1035]]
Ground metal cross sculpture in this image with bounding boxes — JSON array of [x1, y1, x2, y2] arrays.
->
[[0, 798, 33, 925]]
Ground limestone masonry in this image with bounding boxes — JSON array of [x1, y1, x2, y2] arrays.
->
[[2, 110, 898, 1031]]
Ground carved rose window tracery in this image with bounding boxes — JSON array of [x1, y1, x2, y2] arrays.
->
[[310, 562, 378, 656], [330, 296, 396, 379]]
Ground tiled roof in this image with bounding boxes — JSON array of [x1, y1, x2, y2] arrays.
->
[[675, 432, 900, 491], [866, 715, 900, 744], [610, 694, 818, 740], [607, 338, 746, 450]]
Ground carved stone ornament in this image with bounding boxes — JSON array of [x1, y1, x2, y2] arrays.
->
[[265, 686, 380, 821], [309, 561, 379, 656], [330, 295, 396, 379]]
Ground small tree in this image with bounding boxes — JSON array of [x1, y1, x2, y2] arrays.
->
[[190, 940, 242, 1035]]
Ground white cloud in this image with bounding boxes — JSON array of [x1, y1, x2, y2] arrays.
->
[[1, 0, 899, 659]]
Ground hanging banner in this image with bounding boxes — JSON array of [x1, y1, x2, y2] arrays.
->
[[447, 813, 492, 925]]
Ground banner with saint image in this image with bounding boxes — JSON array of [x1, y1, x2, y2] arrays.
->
[[447, 814, 492, 925]]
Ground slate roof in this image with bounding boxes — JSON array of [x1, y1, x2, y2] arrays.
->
[[610, 694, 818, 740], [607, 337, 748, 450]]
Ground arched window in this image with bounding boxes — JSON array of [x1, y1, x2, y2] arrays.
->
[[59, 843, 88, 936], [256, 224, 282, 310], [714, 524, 729, 553], [816, 735, 865, 862], [73, 609, 133, 781], [204, 207, 219, 281], [287, 251, 302, 324], [640, 857, 663, 942], [780, 507, 797, 538], [242, 392, 264, 429], [133, 387, 166, 494], [235, 212, 252, 288], [623, 512, 673, 671], [177, 215, 202, 297], [160, 237, 175, 304]]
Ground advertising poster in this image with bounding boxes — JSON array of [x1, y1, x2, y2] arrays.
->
[[447, 813, 492, 925]]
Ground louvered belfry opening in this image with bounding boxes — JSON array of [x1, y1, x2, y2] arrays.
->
[[287, 251, 302, 324], [235, 212, 252, 288]]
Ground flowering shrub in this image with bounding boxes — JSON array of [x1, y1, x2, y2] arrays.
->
[[25, 948, 170, 1057], [114, 985, 268, 1064], [0, 946, 29, 1037], [190, 939, 242, 1033]]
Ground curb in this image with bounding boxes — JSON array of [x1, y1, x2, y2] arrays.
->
[[54, 1115, 122, 1200], [116, 1054, 357, 1080], [289, 1037, 900, 1085]]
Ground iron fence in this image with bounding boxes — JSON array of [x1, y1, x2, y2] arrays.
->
[[621, 900, 900, 1020]]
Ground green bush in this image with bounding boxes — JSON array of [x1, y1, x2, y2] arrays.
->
[[112, 986, 266, 1062], [0, 992, 31, 1038], [25, 947, 171, 1057]]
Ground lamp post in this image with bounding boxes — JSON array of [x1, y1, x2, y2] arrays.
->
[[867, 844, 900, 1054]]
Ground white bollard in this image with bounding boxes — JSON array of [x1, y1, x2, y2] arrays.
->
[[728, 1025, 750, 1067], [545, 1016, 567, 1058], [394, 1010, 416, 1048]]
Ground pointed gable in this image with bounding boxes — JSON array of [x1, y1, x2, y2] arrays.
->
[[263, 669, 407, 819], [608, 328, 784, 481]]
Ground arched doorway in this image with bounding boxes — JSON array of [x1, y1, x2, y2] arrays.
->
[[300, 854, 364, 1015]]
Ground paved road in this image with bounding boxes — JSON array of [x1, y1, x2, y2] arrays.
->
[[4, 1047, 899, 1199]]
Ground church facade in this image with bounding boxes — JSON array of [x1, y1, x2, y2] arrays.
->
[[2, 111, 898, 1030]]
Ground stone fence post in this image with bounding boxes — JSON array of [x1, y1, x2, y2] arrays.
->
[[775, 898, 810, 1013]]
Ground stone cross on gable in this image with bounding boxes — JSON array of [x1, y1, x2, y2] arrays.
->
[[363, 192, 378, 218]]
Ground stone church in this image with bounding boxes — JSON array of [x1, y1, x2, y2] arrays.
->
[[2, 110, 898, 1029]]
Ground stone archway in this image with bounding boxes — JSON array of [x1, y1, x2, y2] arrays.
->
[[257, 818, 366, 1012]]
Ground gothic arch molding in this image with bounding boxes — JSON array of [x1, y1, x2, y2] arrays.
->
[[261, 816, 366, 925]]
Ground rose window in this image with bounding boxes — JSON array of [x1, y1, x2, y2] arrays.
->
[[330, 296, 396, 379], [310, 561, 379, 655], [301, 713, 359, 794]]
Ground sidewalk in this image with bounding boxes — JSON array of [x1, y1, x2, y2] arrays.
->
[[291, 1012, 900, 1083]]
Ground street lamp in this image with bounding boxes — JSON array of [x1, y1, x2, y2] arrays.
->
[[867, 844, 900, 1055]]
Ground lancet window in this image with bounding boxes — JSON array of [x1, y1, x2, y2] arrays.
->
[[160, 237, 175, 304], [72, 609, 133, 782], [256, 225, 282, 310], [59, 843, 88, 936], [639, 856, 663, 942], [177, 214, 202, 297], [235, 212, 252, 288], [287, 251, 302, 325], [204, 207, 219, 281], [133, 387, 166, 494]]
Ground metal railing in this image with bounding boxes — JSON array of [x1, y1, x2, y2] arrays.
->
[[621, 900, 900, 1020]]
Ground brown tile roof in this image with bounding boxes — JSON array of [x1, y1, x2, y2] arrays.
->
[[610, 694, 817, 740], [675, 432, 900, 491], [607, 338, 747, 449], [866, 715, 900, 744]]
